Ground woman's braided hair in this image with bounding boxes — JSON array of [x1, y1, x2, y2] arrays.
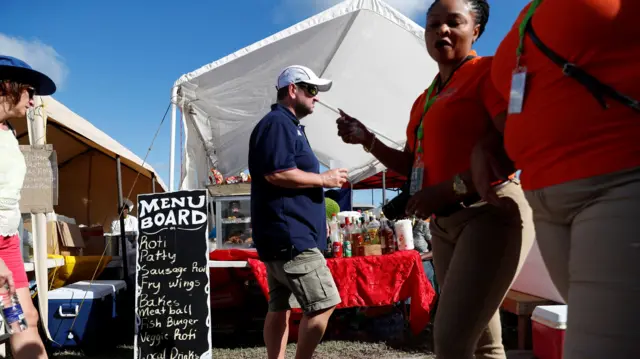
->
[[428, 0, 491, 39]]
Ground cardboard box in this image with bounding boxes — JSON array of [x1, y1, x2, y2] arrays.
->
[[47, 221, 58, 254], [81, 226, 106, 256], [363, 244, 382, 256], [48, 221, 84, 256], [23, 216, 85, 256]]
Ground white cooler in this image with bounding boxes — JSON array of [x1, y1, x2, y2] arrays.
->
[[531, 305, 567, 359]]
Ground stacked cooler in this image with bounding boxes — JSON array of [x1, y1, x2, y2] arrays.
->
[[531, 305, 567, 359]]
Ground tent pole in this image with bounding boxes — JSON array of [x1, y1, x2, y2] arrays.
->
[[180, 112, 187, 190], [116, 155, 128, 284], [30, 96, 52, 340], [152, 173, 156, 193], [169, 86, 178, 192], [350, 182, 353, 211], [382, 170, 387, 205]]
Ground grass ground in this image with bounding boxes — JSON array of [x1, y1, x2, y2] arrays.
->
[[43, 313, 534, 359], [49, 344, 535, 359], [49, 323, 436, 359], [51, 342, 434, 359], [43, 285, 534, 358]]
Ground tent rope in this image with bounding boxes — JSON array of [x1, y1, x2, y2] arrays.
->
[[58, 102, 173, 342]]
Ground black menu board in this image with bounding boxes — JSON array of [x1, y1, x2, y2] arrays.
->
[[134, 190, 211, 359]]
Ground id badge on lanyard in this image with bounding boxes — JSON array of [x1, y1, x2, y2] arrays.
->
[[508, 0, 541, 115], [508, 68, 527, 114], [410, 83, 437, 195], [409, 155, 424, 196]]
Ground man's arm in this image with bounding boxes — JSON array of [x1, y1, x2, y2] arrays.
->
[[252, 119, 347, 189], [265, 168, 323, 189], [265, 168, 348, 189]]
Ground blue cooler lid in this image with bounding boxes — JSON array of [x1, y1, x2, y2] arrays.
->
[[49, 283, 113, 300], [74, 280, 127, 293]]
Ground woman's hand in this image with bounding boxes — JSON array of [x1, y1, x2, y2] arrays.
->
[[470, 131, 516, 206], [405, 181, 453, 219], [336, 109, 373, 145], [0, 258, 15, 296]]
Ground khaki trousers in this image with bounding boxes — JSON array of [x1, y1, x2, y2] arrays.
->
[[429, 181, 535, 359], [525, 166, 640, 359]]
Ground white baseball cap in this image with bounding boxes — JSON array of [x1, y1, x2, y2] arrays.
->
[[276, 65, 332, 92]]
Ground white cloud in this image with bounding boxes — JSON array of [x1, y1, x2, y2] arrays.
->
[[0, 33, 68, 90], [381, 0, 433, 18], [275, 0, 432, 23]]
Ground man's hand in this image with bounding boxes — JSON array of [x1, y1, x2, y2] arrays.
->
[[320, 168, 349, 188], [420, 252, 433, 261], [336, 110, 373, 145]]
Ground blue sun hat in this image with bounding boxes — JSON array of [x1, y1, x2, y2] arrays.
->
[[0, 55, 56, 96]]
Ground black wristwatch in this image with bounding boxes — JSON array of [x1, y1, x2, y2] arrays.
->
[[453, 174, 468, 196]]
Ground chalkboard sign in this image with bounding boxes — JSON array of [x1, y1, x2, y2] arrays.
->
[[134, 190, 212, 359], [19, 144, 58, 214]]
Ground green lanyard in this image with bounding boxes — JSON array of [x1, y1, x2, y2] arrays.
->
[[415, 55, 476, 154], [516, 0, 542, 66], [415, 78, 438, 154]]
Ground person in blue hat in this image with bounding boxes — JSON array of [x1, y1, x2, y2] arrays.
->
[[0, 55, 55, 359]]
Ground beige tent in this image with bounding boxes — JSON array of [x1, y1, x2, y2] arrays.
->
[[12, 97, 167, 229]]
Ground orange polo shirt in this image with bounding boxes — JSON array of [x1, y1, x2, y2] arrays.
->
[[406, 55, 506, 188], [492, 0, 640, 190]]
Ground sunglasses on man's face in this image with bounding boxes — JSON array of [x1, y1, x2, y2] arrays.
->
[[296, 83, 319, 97]]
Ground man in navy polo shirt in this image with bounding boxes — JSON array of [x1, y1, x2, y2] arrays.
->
[[248, 65, 348, 359]]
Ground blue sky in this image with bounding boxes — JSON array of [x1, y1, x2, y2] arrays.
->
[[0, 0, 528, 206]]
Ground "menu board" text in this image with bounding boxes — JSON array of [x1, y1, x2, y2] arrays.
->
[[134, 190, 211, 359]]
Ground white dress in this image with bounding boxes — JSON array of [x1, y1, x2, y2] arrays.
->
[[0, 129, 27, 237]]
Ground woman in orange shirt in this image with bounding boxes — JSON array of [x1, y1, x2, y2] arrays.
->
[[486, 1, 640, 358], [336, 1, 534, 358]]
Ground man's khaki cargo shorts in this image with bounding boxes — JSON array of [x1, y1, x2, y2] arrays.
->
[[265, 247, 341, 314]]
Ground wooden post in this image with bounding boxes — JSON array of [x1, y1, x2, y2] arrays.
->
[[116, 155, 128, 283]]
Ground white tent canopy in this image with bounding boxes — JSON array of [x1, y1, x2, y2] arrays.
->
[[174, 0, 438, 190], [14, 96, 167, 227]]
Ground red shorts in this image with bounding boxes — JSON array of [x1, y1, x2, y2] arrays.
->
[[0, 235, 29, 289]]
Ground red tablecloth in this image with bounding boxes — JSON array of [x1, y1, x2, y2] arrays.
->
[[247, 250, 436, 335]]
